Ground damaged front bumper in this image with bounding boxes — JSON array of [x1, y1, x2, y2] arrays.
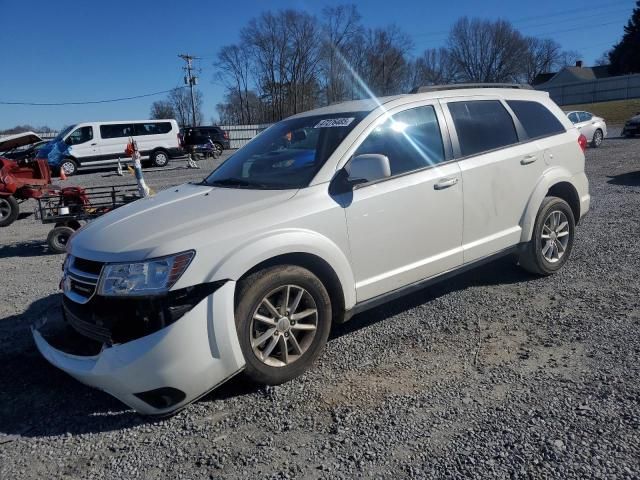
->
[[32, 282, 245, 415]]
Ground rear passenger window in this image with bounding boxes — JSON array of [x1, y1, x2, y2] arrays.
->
[[100, 124, 134, 139], [448, 100, 518, 157], [507, 100, 566, 139], [354, 105, 445, 176], [134, 122, 172, 136], [578, 112, 593, 122]]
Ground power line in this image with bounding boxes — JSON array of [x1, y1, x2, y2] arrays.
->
[[0, 87, 186, 106], [411, 1, 631, 39]]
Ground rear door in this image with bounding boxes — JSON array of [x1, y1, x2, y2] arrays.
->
[[133, 121, 174, 156], [575, 112, 595, 140], [442, 97, 545, 263]]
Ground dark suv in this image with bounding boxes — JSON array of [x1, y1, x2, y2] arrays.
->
[[180, 126, 230, 156]]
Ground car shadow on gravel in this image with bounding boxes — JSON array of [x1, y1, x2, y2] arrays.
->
[[332, 256, 532, 339], [607, 171, 640, 187], [0, 294, 150, 438], [0, 240, 52, 259]]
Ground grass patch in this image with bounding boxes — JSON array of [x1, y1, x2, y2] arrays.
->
[[561, 98, 640, 125]]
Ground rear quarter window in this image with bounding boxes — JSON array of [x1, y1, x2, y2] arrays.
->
[[507, 100, 566, 139], [448, 100, 518, 157]]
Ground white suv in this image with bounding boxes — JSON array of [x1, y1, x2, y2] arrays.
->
[[33, 85, 590, 415]]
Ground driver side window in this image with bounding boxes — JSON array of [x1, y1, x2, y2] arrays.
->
[[354, 105, 445, 177], [66, 126, 93, 145]]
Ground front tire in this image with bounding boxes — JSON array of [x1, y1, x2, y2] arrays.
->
[[150, 150, 169, 167], [47, 226, 75, 254], [519, 196, 575, 276], [591, 129, 604, 148], [0, 195, 19, 227], [235, 265, 332, 386], [212, 142, 223, 158], [59, 159, 78, 176]]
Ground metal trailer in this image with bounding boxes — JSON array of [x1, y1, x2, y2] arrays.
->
[[36, 184, 140, 253]]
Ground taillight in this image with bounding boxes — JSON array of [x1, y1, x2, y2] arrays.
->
[[178, 134, 183, 147], [223, 131, 229, 140], [578, 134, 587, 152]]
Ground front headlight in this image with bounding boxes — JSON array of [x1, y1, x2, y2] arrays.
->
[[97, 251, 195, 297]]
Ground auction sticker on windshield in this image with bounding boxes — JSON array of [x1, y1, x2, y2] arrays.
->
[[314, 118, 355, 128]]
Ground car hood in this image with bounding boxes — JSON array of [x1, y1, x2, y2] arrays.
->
[[628, 114, 640, 124], [70, 182, 298, 262], [0, 131, 43, 152]]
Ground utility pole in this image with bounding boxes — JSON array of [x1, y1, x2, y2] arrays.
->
[[178, 54, 199, 126]]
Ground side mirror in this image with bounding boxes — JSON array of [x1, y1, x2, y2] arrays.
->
[[292, 130, 307, 142], [348, 154, 391, 183]]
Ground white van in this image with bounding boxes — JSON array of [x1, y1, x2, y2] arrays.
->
[[40, 119, 183, 175]]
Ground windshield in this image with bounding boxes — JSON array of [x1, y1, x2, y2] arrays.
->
[[54, 125, 76, 141], [203, 112, 367, 189]]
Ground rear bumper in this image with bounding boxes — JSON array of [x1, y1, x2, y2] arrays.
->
[[32, 282, 245, 415]]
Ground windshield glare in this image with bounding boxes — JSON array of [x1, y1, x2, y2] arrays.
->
[[204, 112, 367, 189]]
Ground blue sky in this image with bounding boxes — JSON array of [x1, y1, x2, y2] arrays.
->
[[0, 0, 634, 130]]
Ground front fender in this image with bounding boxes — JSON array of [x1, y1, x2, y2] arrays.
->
[[189, 228, 357, 310], [519, 166, 575, 243]]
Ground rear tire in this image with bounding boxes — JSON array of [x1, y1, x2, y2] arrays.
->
[[150, 150, 169, 167], [0, 196, 19, 227], [235, 265, 332, 386], [591, 129, 603, 148], [519, 196, 575, 276], [47, 226, 75, 254]]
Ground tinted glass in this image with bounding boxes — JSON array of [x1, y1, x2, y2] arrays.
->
[[568, 112, 579, 124], [66, 126, 93, 145], [354, 105, 445, 176], [134, 122, 172, 136], [100, 124, 134, 139], [203, 112, 367, 189], [448, 100, 518, 157], [507, 100, 566, 139], [578, 112, 593, 122]]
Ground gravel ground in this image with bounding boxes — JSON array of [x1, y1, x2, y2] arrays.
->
[[1, 132, 639, 479]]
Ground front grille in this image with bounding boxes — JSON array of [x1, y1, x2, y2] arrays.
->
[[64, 256, 104, 304], [64, 302, 113, 344], [62, 281, 225, 345]]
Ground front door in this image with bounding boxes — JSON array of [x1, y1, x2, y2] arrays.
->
[[340, 104, 464, 301], [66, 125, 99, 163]]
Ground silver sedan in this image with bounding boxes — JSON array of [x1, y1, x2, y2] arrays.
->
[[566, 111, 607, 148]]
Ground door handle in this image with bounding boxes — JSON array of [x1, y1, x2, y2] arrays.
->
[[90, 143, 97, 146], [520, 155, 537, 165], [434, 177, 459, 190]]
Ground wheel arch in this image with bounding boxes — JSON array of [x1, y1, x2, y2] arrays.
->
[[520, 169, 581, 243], [238, 252, 347, 324], [187, 229, 356, 320]]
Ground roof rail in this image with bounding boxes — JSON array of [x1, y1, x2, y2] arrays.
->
[[409, 83, 533, 94]]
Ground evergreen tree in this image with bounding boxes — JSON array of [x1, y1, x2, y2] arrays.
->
[[608, 1, 640, 74]]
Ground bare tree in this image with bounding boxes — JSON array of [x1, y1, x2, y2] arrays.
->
[[168, 88, 204, 126], [215, 44, 254, 124], [409, 47, 458, 89], [448, 17, 529, 83], [359, 25, 413, 96], [149, 100, 175, 120], [320, 4, 363, 104]]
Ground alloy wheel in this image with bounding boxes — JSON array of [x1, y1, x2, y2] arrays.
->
[[250, 284, 318, 367], [594, 130, 603, 146], [541, 210, 570, 263]]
